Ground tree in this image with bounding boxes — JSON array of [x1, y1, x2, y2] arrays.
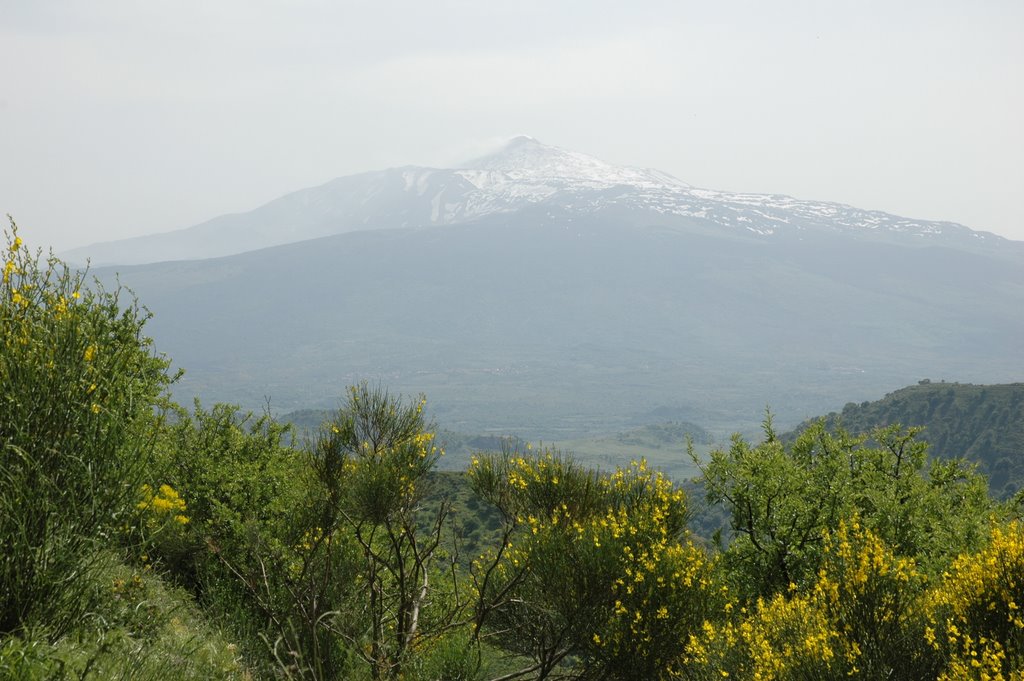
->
[[312, 383, 464, 680], [696, 416, 857, 598], [851, 424, 991, 574], [696, 415, 992, 600]]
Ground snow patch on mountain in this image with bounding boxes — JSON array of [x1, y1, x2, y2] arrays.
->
[[460, 136, 687, 190], [437, 136, 991, 242]]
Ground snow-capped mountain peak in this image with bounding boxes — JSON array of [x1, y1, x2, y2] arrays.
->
[[459, 136, 688, 191], [443, 137, 994, 245], [65, 136, 1008, 267]]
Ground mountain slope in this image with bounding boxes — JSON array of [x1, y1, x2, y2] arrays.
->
[[99, 205, 1024, 439], [68, 137, 1015, 266]]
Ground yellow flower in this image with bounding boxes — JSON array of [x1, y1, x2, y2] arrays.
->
[[84, 344, 97, 362]]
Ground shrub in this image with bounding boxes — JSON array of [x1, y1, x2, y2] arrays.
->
[[928, 521, 1024, 678], [469, 453, 721, 680], [0, 219, 171, 636], [684, 520, 938, 680]]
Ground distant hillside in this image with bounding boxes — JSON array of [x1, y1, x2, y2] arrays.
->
[[791, 382, 1024, 498]]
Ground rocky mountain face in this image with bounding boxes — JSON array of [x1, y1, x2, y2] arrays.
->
[[85, 138, 1024, 439]]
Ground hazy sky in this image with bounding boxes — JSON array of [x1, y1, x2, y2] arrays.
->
[[2, 0, 1022, 251]]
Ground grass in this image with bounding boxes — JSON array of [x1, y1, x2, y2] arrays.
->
[[0, 556, 247, 680]]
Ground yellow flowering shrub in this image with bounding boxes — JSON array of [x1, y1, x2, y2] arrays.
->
[[928, 521, 1024, 678], [937, 637, 1017, 681], [471, 454, 721, 679], [137, 483, 190, 527], [699, 419, 992, 604], [1, 220, 170, 635], [812, 520, 937, 677], [305, 385, 457, 680], [131, 482, 195, 576], [686, 520, 937, 680], [739, 593, 842, 681], [317, 386, 441, 525], [589, 462, 720, 677]]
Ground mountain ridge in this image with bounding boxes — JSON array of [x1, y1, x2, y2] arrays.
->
[[67, 137, 1015, 266]]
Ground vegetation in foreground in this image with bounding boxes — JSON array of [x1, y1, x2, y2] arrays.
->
[[4, 218, 1024, 680]]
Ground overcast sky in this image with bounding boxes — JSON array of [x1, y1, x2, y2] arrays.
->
[[2, 0, 1022, 251]]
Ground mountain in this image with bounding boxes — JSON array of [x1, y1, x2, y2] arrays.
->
[[788, 382, 1024, 498], [85, 138, 1024, 439], [68, 136, 1014, 266]]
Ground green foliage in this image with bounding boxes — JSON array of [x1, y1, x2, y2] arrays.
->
[[697, 416, 993, 600], [160, 402, 301, 529], [309, 383, 460, 680], [151, 399, 360, 678], [419, 471, 505, 567], [9, 215, 1024, 680], [150, 400, 306, 582], [854, 425, 992, 574], [801, 382, 1024, 498], [697, 417, 860, 597], [157, 386, 467, 680], [401, 631, 483, 681], [316, 384, 437, 524], [0, 219, 171, 636]]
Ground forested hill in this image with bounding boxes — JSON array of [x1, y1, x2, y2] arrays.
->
[[793, 382, 1024, 498]]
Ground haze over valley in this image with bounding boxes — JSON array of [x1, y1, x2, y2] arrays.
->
[[76, 137, 1024, 441]]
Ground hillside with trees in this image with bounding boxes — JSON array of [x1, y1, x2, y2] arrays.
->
[[792, 382, 1024, 498], [5, 219, 1024, 680]]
